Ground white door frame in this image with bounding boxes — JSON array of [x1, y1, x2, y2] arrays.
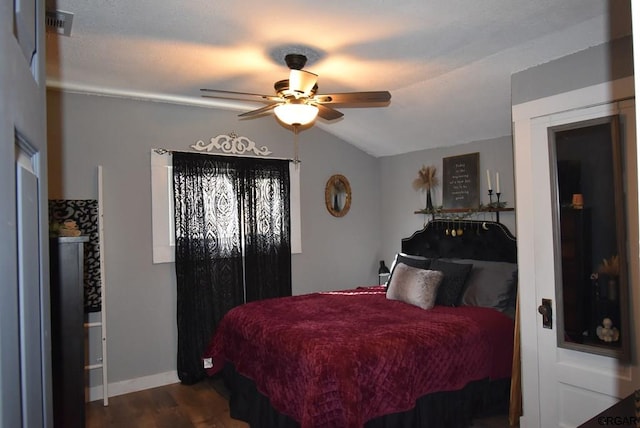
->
[[512, 76, 637, 428]]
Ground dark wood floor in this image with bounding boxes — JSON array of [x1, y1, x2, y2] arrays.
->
[[86, 378, 247, 428], [86, 379, 511, 428]]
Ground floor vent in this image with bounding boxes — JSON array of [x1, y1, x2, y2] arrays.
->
[[45, 10, 74, 37]]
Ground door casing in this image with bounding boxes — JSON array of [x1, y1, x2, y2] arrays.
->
[[513, 77, 639, 428]]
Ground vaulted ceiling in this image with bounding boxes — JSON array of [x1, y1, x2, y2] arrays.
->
[[45, 0, 631, 157]]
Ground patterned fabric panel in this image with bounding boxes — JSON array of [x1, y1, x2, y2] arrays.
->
[[49, 200, 101, 312]]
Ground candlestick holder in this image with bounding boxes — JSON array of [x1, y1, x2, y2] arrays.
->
[[487, 189, 494, 222], [496, 192, 501, 223]]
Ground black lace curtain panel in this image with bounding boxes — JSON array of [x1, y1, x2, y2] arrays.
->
[[172, 152, 291, 384]]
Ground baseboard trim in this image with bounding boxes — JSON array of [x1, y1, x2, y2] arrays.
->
[[86, 370, 179, 402]]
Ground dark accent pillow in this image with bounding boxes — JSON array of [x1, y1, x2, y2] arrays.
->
[[430, 259, 473, 306], [386, 263, 443, 310], [453, 259, 518, 313], [386, 253, 432, 286]]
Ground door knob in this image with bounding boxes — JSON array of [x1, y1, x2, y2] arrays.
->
[[538, 298, 552, 329]]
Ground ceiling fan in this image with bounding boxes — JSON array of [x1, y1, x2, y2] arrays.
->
[[200, 53, 391, 127]]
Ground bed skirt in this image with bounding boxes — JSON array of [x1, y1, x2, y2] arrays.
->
[[221, 362, 510, 428]]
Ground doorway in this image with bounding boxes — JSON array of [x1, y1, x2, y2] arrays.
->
[[512, 77, 639, 427]]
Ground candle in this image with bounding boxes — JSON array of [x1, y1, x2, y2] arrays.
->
[[486, 169, 492, 191], [496, 172, 500, 194]]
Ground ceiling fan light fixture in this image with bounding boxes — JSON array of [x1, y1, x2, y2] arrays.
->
[[289, 69, 318, 96], [274, 102, 319, 126]]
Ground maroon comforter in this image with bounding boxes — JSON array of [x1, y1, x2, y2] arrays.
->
[[203, 286, 514, 427]]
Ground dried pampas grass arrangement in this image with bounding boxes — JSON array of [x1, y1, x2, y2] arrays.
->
[[412, 165, 439, 192], [413, 165, 439, 210]]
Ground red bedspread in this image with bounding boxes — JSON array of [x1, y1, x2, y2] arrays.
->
[[202, 286, 514, 427]]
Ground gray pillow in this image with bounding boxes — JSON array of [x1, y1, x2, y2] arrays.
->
[[386, 263, 443, 310], [452, 259, 518, 312], [386, 253, 432, 286]]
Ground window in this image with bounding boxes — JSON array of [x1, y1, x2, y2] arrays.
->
[[151, 150, 301, 263]]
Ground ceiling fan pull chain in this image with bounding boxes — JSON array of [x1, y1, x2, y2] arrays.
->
[[293, 124, 300, 164]]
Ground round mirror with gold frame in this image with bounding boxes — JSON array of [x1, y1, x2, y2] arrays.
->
[[325, 174, 351, 217]]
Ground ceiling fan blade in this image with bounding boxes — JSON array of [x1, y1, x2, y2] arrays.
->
[[238, 103, 280, 118], [289, 70, 318, 96], [201, 94, 280, 104], [314, 91, 391, 105], [200, 88, 282, 102], [316, 104, 344, 121]]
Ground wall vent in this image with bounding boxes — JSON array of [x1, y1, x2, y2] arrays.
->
[[45, 10, 74, 37]]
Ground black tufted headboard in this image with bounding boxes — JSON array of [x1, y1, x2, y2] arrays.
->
[[401, 219, 517, 263]]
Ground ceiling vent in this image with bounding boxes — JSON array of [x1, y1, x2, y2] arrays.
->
[[45, 10, 73, 37]]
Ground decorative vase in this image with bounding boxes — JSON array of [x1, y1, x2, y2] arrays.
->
[[426, 190, 433, 211], [597, 274, 617, 301]]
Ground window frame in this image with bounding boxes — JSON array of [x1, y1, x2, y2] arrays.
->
[[151, 150, 302, 264]]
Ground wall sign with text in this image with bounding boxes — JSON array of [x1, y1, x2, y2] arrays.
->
[[442, 152, 480, 209]]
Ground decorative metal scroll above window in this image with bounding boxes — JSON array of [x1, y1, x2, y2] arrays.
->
[[190, 132, 272, 156]]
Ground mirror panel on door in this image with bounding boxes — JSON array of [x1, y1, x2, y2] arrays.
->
[[549, 115, 630, 361]]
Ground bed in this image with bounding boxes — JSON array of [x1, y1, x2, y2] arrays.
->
[[202, 219, 518, 428]]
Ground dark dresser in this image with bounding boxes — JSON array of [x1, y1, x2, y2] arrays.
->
[[50, 236, 88, 428]]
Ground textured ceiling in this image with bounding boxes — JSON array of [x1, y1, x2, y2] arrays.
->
[[45, 0, 631, 157]]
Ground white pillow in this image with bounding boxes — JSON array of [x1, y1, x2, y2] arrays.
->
[[385, 253, 431, 286], [386, 263, 444, 310]]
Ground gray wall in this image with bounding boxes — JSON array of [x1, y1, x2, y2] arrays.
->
[[378, 137, 516, 267], [47, 91, 518, 394], [45, 33, 634, 399], [47, 90, 382, 386], [512, 36, 633, 105]]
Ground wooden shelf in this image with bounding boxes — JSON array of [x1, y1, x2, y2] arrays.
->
[[414, 207, 514, 215], [414, 207, 514, 223]]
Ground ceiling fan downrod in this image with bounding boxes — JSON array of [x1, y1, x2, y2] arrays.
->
[[284, 54, 307, 70]]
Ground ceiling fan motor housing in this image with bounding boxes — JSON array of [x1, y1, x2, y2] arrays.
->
[[274, 79, 318, 97], [284, 54, 307, 70]]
